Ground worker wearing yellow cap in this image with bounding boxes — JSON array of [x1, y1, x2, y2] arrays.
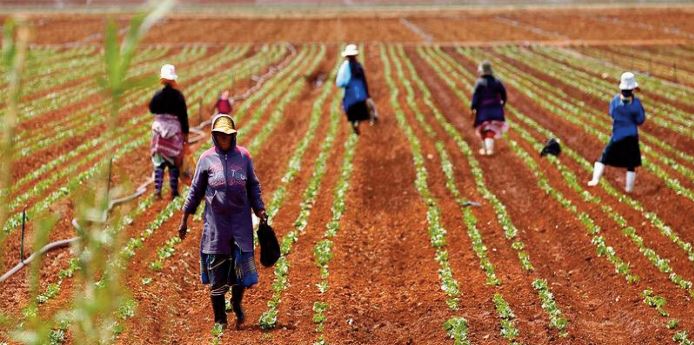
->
[[178, 114, 268, 329]]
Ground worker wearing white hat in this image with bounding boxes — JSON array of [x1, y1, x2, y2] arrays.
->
[[588, 72, 645, 193], [341, 44, 359, 57], [160, 63, 178, 81], [336, 44, 377, 134], [149, 64, 189, 200]]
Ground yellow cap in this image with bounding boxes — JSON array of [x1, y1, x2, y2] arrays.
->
[[212, 115, 237, 134]]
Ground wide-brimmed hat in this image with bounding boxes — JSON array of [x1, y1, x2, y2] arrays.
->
[[619, 72, 638, 90], [211, 114, 237, 135], [342, 44, 359, 57], [478, 61, 493, 76], [160, 64, 178, 81]]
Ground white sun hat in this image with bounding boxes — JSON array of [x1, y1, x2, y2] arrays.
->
[[342, 44, 359, 57], [160, 64, 178, 81], [619, 72, 638, 90]]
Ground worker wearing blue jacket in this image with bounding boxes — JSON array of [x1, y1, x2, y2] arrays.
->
[[588, 72, 646, 193], [336, 44, 374, 135]]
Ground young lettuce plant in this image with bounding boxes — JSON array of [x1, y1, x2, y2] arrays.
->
[[14, 2, 173, 344], [0, 17, 29, 274], [0, 16, 58, 343]]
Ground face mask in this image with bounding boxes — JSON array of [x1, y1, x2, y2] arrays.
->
[[621, 89, 634, 98]]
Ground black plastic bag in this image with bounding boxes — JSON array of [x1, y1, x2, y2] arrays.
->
[[258, 221, 280, 267], [540, 138, 561, 157]]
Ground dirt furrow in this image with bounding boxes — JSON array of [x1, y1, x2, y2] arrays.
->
[[112, 51, 329, 345], [409, 46, 670, 344]]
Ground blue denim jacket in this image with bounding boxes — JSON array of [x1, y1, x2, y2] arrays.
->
[[609, 94, 646, 142]]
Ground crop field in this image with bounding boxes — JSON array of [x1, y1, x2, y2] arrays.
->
[[0, 3, 693, 345]]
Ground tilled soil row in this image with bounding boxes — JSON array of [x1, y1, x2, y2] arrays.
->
[[383, 44, 540, 344], [261, 120, 349, 344], [448, 44, 694, 286], [449, 47, 694, 230], [9, 47, 216, 183], [488, 48, 694, 157], [0, 45, 295, 341], [0, 43, 306, 343], [0, 46, 258, 275], [453, 46, 694, 339], [9, 47, 171, 122], [395, 44, 583, 343], [13, 46, 192, 135], [15, 7, 694, 45], [466, 47, 694, 192], [408, 46, 683, 344], [574, 46, 694, 88], [111, 46, 329, 344], [1, 45, 274, 240], [597, 46, 694, 76], [310, 45, 453, 345], [530, 47, 694, 119]]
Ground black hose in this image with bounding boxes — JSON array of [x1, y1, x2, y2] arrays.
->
[[0, 43, 296, 284]]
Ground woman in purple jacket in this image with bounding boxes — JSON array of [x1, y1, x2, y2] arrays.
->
[[178, 114, 268, 329], [471, 61, 508, 156], [588, 72, 645, 193]]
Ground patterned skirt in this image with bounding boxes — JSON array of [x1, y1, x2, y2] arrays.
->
[[475, 120, 509, 140], [151, 114, 184, 165], [200, 244, 258, 289]]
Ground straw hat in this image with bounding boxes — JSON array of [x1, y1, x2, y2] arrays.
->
[[342, 44, 359, 57], [619, 72, 638, 90], [160, 64, 178, 81], [211, 114, 237, 135]]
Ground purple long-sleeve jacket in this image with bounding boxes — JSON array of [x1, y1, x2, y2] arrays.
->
[[183, 137, 265, 254]]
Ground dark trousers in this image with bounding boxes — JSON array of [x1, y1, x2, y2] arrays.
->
[[154, 160, 179, 194], [206, 254, 245, 325], [207, 255, 236, 297]]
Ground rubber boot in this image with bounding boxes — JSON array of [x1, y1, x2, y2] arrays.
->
[[351, 121, 360, 135], [587, 162, 605, 187], [211, 295, 228, 328], [231, 285, 245, 329], [484, 138, 495, 155], [625, 171, 636, 193]]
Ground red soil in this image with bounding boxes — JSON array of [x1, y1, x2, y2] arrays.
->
[[2, 6, 694, 345]]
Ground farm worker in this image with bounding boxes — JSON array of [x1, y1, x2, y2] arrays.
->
[[587, 72, 645, 193], [149, 64, 189, 200], [213, 90, 234, 115], [470, 61, 508, 156], [178, 114, 268, 329], [336, 43, 377, 135]]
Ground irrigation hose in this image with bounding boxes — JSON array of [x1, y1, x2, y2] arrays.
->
[[0, 43, 296, 284]]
